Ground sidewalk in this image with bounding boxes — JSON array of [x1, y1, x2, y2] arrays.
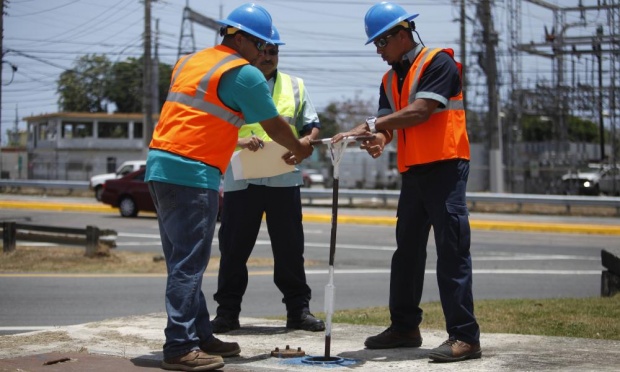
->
[[1, 314, 619, 371]]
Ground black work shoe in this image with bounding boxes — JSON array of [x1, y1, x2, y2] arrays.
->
[[286, 311, 325, 332], [200, 337, 241, 357], [428, 338, 482, 362], [161, 350, 224, 371], [364, 326, 423, 349], [211, 316, 240, 334]]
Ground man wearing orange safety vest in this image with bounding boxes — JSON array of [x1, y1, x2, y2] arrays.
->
[[145, 3, 313, 371], [333, 1, 481, 363]]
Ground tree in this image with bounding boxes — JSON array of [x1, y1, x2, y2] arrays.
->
[[567, 116, 598, 143], [57, 54, 111, 112], [522, 115, 553, 142], [521, 115, 600, 142], [107, 57, 143, 113], [57, 54, 173, 114], [310, 93, 376, 166], [317, 105, 340, 139], [107, 57, 173, 113], [319, 92, 376, 134]]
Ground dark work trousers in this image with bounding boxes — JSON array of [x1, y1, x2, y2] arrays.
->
[[214, 184, 311, 318], [390, 159, 480, 344]]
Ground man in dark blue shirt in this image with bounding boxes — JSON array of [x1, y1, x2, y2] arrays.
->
[[333, 1, 481, 364]]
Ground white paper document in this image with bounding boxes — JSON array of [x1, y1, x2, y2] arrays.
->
[[230, 141, 294, 180]]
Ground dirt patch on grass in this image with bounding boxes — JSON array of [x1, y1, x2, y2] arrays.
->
[[0, 246, 319, 273], [0, 246, 168, 273], [0, 330, 73, 350]]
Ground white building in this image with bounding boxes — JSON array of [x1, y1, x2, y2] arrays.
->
[[24, 112, 152, 180]]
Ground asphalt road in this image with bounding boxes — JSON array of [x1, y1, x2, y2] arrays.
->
[[0, 199, 617, 335]]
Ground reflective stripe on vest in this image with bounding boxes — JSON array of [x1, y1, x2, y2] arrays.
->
[[149, 45, 249, 173], [237, 71, 303, 148], [383, 47, 470, 172], [166, 52, 246, 128]]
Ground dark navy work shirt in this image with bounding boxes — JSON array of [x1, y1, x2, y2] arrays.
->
[[378, 44, 461, 116]]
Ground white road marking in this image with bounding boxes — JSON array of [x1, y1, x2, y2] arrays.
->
[[304, 269, 600, 275]]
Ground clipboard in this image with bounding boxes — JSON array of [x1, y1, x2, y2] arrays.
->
[[230, 141, 295, 180]]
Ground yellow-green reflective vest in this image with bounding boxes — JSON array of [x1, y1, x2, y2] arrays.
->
[[236, 71, 304, 149]]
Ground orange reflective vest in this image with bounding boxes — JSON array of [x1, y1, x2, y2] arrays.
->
[[382, 47, 470, 173], [149, 45, 248, 173]]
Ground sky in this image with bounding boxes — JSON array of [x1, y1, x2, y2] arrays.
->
[[1, 0, 608, 141]]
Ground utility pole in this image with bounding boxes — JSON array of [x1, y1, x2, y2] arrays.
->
[[1, 0, 5, 177], [143, 0, 154, 155], [479, 0, 503, 192], [594, 25, 605, 162], [153, 18, 160, 116], [459, 0, 467, 113], [506, 0, 522, 193]]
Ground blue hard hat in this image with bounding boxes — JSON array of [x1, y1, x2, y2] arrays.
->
[[364, 2, 419, 45], [218, 3, 274, 42], [269, 25, 285, 45]]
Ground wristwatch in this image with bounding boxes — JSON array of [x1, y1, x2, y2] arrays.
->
[[366, 116, 377, 133]]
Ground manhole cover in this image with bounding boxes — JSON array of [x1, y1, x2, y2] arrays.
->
[[271, 345, 305, 358]]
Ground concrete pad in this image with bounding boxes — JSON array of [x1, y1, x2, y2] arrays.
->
[[1, 314, 619, 371]]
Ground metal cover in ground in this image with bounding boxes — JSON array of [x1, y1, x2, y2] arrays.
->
[[270, 345, 305, 358]]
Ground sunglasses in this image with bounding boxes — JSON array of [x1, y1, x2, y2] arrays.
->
[[242, 33, 267, 52], [374, 34, 395, 48], [264, 49, 279, 56], [373, 29, 401, 48]]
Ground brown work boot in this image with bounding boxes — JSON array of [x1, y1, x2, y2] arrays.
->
[[428, 338, 482, 362], [161, 349, 224, 371], [364, 326, 422, 349], [200, 336, 241, 357]]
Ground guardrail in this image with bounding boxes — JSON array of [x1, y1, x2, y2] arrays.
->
[[0, 179, 90, 195], [1, 222, 117, 257], [1, 179, 620, 215], [300, 189, 620, 216]]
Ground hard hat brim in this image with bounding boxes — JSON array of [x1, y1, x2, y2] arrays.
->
[[365, 13, 419, 45], [217, 19, 275, 44]]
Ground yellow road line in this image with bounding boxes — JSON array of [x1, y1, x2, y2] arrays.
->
[[0, 200, 114, 213], [2, 201, 619, 235], [303, 214, 620, 235]]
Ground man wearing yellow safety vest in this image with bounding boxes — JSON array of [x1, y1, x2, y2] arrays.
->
[[145, 4, 314, 371], [333, 1, 481, 363], [211, 25, 325, 334]]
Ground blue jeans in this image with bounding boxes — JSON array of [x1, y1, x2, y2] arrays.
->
[[391, 159, 480, 344], [148, 181, 219, 359]]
